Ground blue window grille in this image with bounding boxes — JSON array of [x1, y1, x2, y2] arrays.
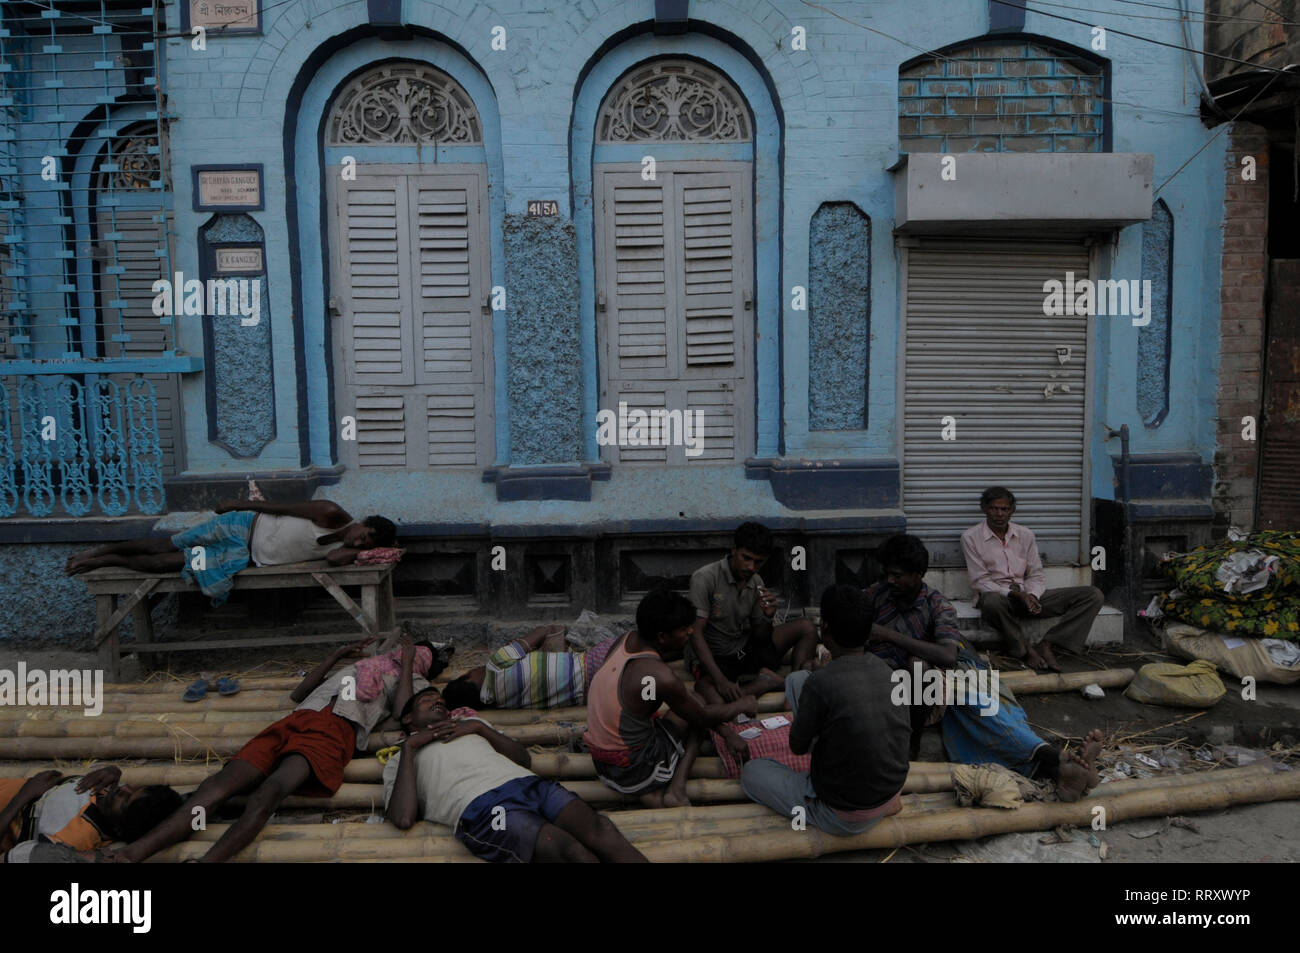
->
[[899, 39, 1105, 154], [0, 1, 192, 517]]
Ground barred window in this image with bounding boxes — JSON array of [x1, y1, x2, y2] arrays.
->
[[899, 39, 1104, 153], [0, 2, 174, 517]]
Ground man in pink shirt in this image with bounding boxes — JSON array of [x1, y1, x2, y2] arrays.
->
[[961, 486, 1103, 671]]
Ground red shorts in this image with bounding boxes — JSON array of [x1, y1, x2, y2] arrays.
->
[[233, 703, 357, 797]]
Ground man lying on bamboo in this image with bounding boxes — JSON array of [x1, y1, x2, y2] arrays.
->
[[440, 623, 616, 711], [384, 680, 646, 862], [1, 765, 180, 863], [104, 635, 438, 863]]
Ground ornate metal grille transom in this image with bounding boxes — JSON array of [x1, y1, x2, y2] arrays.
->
[[96, 130, 161, 191], [328, 62, 482, 146], [598, 61, 750, 143]]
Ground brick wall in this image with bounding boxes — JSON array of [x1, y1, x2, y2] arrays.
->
[[1214, 122, 1269, 531]]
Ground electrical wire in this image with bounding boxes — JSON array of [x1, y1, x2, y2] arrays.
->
[[990, 0, 1297, 74]]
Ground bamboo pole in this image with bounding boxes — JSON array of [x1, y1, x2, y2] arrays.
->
[[210, 777, 749, 811], [171, 793, 965, 853], [630, 766, 1300, 863], [203, 762, 1270, 813], [150, 767, 1300, 862], [0, 722, 583, 759], [0, 757, 952, 789], [29, 666, 1137, 728], [999, 668, 1135, 694], [0, 708, 293, 726], [103, 677, 303, 694]]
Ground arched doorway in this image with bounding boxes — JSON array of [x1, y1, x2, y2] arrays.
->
[[324, 61, 494, 470], [593, 60, 755, 465]]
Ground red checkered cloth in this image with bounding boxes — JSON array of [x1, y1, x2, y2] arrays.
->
[[710, 715, 811, 779], [355, 547, 404, 565]]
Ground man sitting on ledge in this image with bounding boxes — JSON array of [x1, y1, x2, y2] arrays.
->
[[961, 486, 1103, 672], [65, 498, 396, 606]]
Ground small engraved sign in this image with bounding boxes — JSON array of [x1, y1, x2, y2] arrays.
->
[[190, 0, 259, 32], [215, 247, 263, 274], [195, 167, 262, 210], [526, 199, 559, 216]]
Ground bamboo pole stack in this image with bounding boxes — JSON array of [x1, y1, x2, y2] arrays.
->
[[147, 765, 1300, 863]]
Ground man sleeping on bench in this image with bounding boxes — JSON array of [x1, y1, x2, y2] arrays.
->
[[64, 499, 397, 606]]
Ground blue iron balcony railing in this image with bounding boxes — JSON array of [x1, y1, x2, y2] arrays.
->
[[0, 367, 184, 517]]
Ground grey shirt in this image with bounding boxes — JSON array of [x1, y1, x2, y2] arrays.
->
[[296, 665, 429, 751], [789, 653, 911, 811], [686, 556, 768, 663]]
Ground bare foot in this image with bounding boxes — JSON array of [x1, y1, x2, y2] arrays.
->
[[1057, 729, 1103, 801], [65, 555, 104, 576], [661, 788, 691, 808], [638, 791, 666, 808], [741, 668, 784, 698], [1039, 643, 1063, 673], [1056, 761, 1092, 802], [1024, 646, 1049, 671]]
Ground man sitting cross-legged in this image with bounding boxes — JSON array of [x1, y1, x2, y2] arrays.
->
[[106, 636, 433, 863], [65, 497, 396, 606], [740, 585, 911, 835], [864, 533, 967, 759], [441, 624, 616, 711], [1, 766, 181, 863], [584, 588, 758, 808], [880, 534, 1105, 802], [384, 686, 646, 863], [961, 486, 1104, 671], [687, 521, 818, 705]]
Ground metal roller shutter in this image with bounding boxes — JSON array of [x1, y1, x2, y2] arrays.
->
[[902, 240, 1092, 565]]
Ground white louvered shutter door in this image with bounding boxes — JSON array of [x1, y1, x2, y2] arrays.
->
[[598, 166, 753, 466], [605, 174, 674, 380], [902, 241, 1091, 565], [337, 175, 415, 468], [412, 177, 485, 467]]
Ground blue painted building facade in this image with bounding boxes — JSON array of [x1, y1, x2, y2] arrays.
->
[[0, 0, 1236, 641]]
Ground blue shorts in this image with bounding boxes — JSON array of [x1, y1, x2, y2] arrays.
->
[[455, 776, 579, 863]]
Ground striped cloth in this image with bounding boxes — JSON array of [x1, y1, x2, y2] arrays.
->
[[170, 510, 257, 607], [481, 640, 585, 709], [710, 720, 811, 779]]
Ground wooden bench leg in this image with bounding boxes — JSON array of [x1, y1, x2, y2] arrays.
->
[[131, 600, 155, 675], [96, 595, 120, 683], [361, 584, 380, 638], [311, 571, 377, 636], [379, 574, 396, 632]]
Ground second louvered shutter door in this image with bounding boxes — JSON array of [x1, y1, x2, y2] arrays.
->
[[598, 164, 752, 465]]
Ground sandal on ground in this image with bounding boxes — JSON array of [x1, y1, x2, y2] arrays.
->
[[182, 680, 209, 703], [216, 677, 241, 697]]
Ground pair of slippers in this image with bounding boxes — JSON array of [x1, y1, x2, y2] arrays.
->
[[182, 677, 241, 702]]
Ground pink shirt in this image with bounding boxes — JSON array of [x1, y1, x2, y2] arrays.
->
[[961, 520, 1046, 600]]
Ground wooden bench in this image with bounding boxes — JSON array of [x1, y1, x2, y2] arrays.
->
[[82, 560, 397, 680]]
